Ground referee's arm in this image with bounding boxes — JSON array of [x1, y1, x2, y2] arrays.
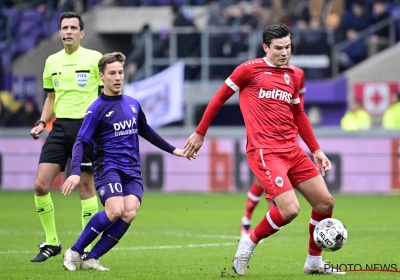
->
[[39, 91, 55, 123]]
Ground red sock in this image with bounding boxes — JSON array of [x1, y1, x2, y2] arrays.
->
[[243, 182, 264, 220], [250, 207, 289, 243], [308, 209, 332, 256]]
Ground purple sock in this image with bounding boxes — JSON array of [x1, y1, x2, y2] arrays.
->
[[85, 218, 131, 260], [71, 211, 112, 254]]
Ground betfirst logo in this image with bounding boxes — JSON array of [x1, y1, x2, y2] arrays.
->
[[258, 88, 292, 103], [113, 117, 138, 136]]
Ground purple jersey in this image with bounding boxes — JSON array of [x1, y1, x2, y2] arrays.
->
[[71, 94, 175, 177]]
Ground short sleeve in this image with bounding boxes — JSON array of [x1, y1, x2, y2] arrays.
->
[[225, 63, 254, 91], [43, 59, 54, 92]]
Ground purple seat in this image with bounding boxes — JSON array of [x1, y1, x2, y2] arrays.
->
[[42, 10, 65, 37], [0, 40, 18, 69], [17, 34, 40, 55], [2, 8, 20, 34], [390, 5, 400, 40], [141, 0, 155, 5], [18, 9, 44, 34], [156, 0, 171, 5]]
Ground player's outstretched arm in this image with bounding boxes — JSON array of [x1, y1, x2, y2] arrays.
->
[[313, 149, 332, 176], [62, 175, 81, 196], [183, 132, 204, 159]]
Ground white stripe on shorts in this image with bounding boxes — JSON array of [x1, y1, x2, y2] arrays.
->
[[259, 149, 266, 167]]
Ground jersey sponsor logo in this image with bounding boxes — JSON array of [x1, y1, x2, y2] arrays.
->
[[54, 79, 59, 87], [284, 73, 290, 84], [264, 71, 272, 75], [258, 88, 292, 103], [76, 73, 88, 87], [130, 105, 137, 113], [105, 111, 114, 117], [113, 117, 138, 136], [275, 176, 283, 187]]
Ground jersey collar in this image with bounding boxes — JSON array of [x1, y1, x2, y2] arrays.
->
[[263, 57, 284, 68]]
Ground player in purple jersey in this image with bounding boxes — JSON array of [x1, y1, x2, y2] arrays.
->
[[61, 52, 197, 271]]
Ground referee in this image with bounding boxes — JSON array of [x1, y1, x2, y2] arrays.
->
[[30, 12, 102, 262]]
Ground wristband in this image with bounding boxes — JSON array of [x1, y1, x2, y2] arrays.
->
[[37, 120, 46, 127]]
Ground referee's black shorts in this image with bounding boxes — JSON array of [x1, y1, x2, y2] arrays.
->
[[39, 118, 94, 172]]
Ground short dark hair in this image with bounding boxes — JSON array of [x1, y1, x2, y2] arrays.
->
[[59, 12, 84, 31], [262, 23, 291, 46], [99, 52, 126, 73]]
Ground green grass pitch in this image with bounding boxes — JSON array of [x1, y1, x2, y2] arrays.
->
[[0, 191, 399, 279]]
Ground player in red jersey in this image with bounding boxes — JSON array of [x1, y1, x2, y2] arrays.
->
[[184, 23, 344, 275], [240, 41, 306, 237]]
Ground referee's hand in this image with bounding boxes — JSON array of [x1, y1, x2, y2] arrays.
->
[[62, 175, 81, 196], [30, 125, 44, 140]]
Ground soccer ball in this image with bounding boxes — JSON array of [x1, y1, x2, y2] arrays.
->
[[313, 218, 347, 252]]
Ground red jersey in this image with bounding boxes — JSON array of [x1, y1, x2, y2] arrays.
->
[[196, 57, 320, 153], [288, 65, 306, 109], [228, 58, 300, 151]]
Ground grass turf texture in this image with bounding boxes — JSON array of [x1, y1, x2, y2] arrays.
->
[[0, 191, 399, 279]]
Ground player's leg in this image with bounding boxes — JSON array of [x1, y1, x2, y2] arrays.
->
[[233, 150, 296, 276], [289, 146, 344, 275], [64, 195, 121, 271], [240, 177, 264, 236], [64, 171, 122, 271], [31, 125, 68, 262], [82, 194, 141, 271], [82, 177, 142, 270]]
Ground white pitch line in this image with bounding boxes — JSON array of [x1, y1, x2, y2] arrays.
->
[[0, 230, 239, 240], [113, 242, 237, 251], [0, 242, 237, 254]]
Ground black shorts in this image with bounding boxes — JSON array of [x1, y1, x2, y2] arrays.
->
[[39, 118, 94, 172]]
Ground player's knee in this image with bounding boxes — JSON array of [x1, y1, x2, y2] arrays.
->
[[122, 209, 137, 223], [279, 202, 300, 222], [106, 207, 124, 222], [315, 195, 335, 213]]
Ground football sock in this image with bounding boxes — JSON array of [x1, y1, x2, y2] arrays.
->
[[242, 234, 257, 250], [81, 196, 98, 251], [85, 218, 131, 260], [72, 210, 112, 255], [35, 193, 59, 245], [308, 209, 332, 256], [243, 182, 264, 222], [306, 254, 322, 265], [250, 207, 289, 244]]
